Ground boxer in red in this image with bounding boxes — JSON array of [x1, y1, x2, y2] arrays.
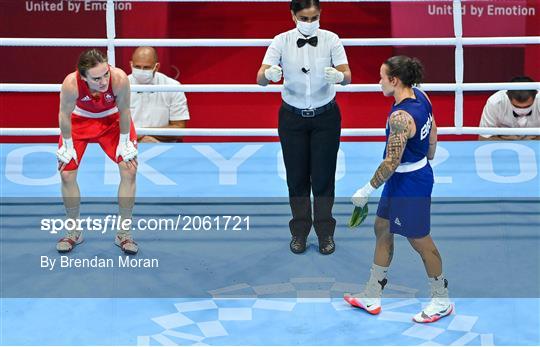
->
[[56, 49, 138, 255]]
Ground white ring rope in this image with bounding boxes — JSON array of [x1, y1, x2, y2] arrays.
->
[[453, 0, 464, 129], [1, 37, 539, 47], [1, 0, 539, 137], [1, 83, 539, 93], [1, 127, 539, 137], [106, 0, 116, 66]]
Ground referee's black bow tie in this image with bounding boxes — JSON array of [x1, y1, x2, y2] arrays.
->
[[297, 36, 318, 48]]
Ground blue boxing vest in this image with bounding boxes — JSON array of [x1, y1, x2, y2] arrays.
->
[[383, 87, 433, 163]]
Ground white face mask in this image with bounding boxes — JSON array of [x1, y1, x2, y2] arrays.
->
[[132, 67, 154, 84], [512, 105, 533, 117], [296, 20, 319, 37]]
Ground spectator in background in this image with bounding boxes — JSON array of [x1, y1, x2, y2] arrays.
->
[[128, 46, 190, 142], [479, 76, 539, 140]]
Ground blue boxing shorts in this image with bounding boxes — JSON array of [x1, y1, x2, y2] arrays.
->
[[376, 163, 434, 238]]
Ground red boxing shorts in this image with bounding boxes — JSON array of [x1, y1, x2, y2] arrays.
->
[[58, 113, 137, 171]]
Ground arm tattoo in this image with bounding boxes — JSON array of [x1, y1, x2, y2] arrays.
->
[[370, 111, 412, 188]]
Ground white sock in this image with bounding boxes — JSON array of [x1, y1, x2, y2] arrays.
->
[[366, 263, 389, 292], [429, 274, 449, 297], [371, 264, 389, 282]]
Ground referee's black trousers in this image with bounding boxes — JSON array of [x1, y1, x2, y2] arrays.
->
[[278, 102, 341, 240]]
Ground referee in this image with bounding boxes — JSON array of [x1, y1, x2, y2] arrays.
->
[[257, 0, 351, 254]]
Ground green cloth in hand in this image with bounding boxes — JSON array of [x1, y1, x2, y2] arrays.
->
[[348, 204, 369, 228]]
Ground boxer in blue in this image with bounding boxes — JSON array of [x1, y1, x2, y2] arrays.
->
[[344, 56, 452, 323]]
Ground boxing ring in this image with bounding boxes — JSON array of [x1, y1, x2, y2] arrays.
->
[[1, 0, 540, 346]]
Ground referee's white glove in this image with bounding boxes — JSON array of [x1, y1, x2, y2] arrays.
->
[[351, 182, 376, 208], [57, 137, 78, 166], [116, 133, 138, 162], [324, 67, 344, 84], [264, 65, 282, 83]]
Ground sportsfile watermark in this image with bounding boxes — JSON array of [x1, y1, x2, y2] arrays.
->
[[41, 215, 251, 234], [1, 197, 539, 298]]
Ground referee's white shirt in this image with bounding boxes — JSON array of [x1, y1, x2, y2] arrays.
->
[[263, 28, 348, 109], [128, 72, 190, 128]]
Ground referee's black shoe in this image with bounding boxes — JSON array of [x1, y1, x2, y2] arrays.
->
[[318, 236, 335, 255], [290, 236, 307, 254]]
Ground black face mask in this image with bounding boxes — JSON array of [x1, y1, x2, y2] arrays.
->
[[513, 110, 533, 118]]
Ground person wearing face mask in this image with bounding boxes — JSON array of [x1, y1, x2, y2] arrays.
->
[[479, 76, 540, 140], [128, 46, 190, 143], [256, 0, 351, 255]]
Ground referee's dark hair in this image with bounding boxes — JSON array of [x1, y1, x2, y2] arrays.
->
[[507, 76, 537, 102], [290, 0, 320, 14]]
